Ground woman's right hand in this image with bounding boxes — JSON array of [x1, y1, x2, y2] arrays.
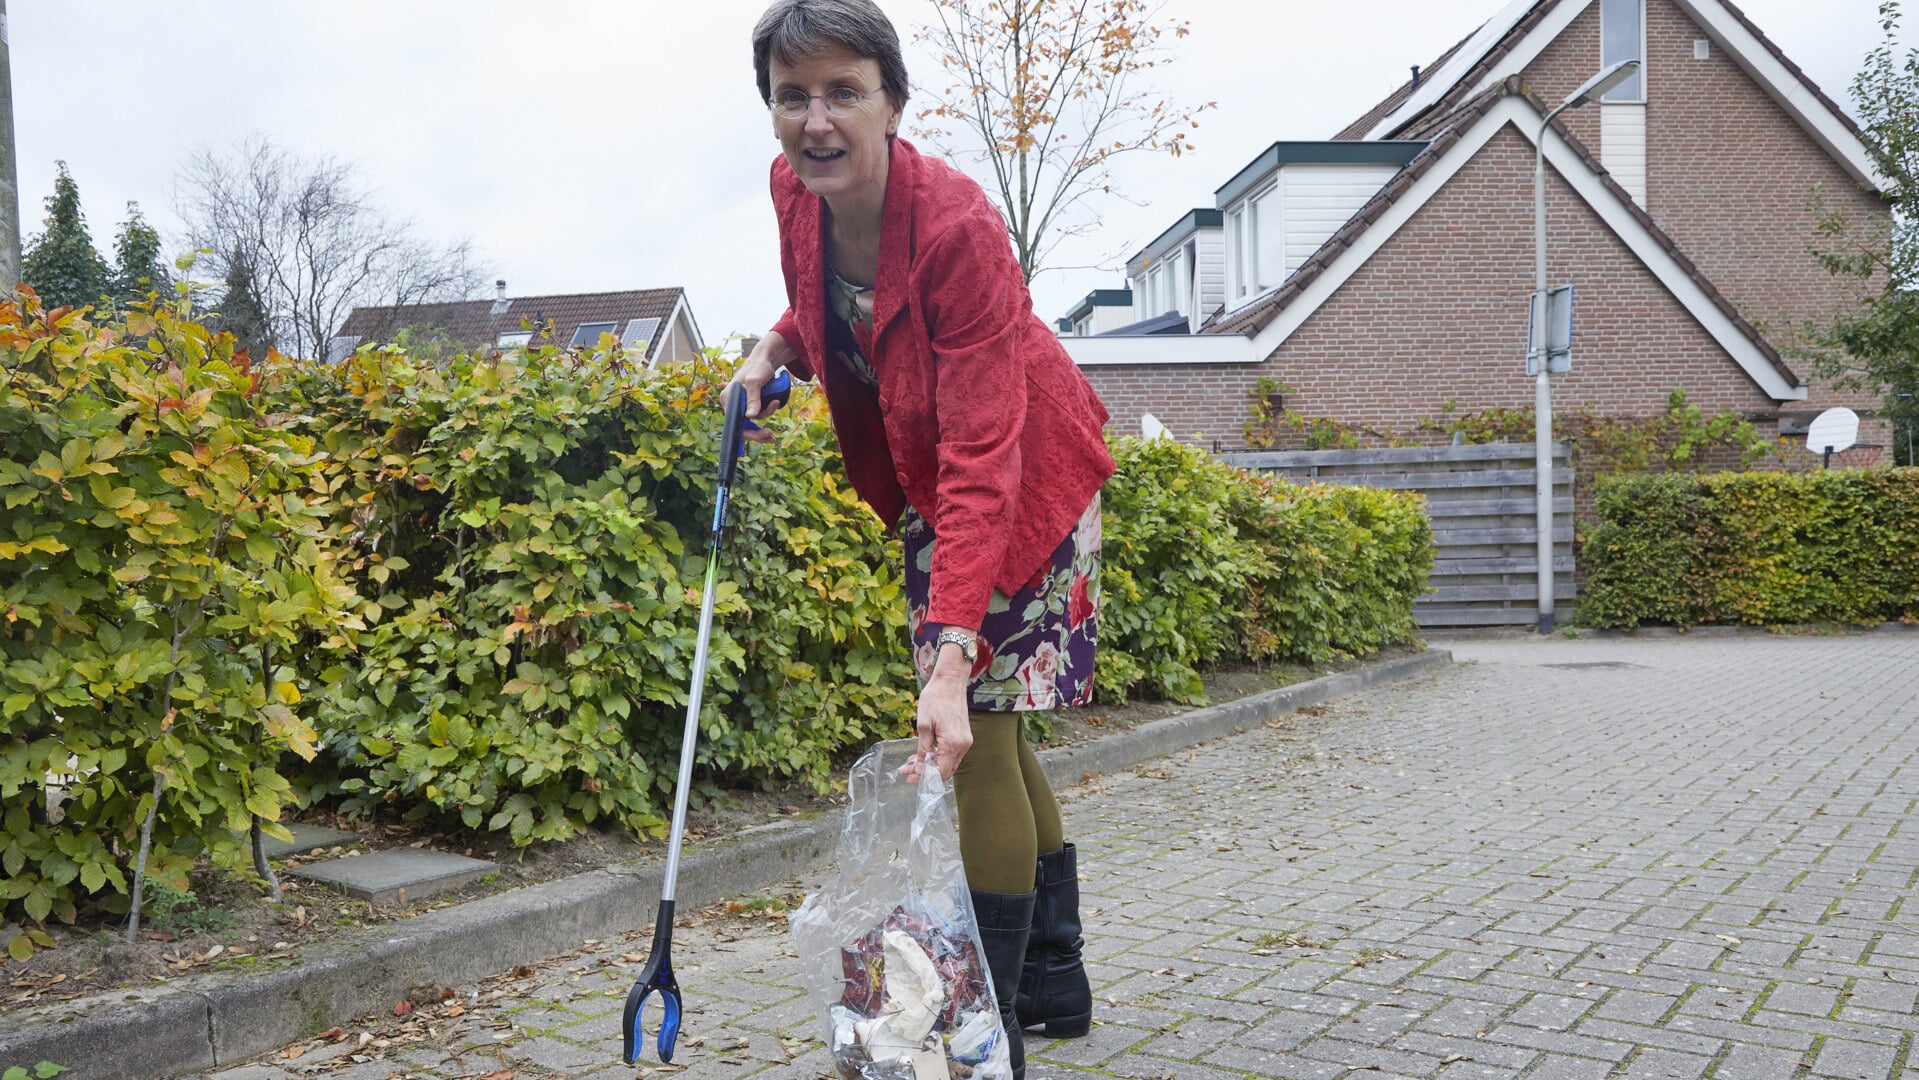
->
[[732, 331, 791, 443]]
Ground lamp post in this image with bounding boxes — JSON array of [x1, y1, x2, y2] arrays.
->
[[1532, 59, 1639, 634]]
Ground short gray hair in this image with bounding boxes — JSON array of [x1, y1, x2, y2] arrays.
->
[[752, 0, 910, 112]]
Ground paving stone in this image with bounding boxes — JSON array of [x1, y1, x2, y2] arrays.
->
[[223, 636, 1919, 1079], [1716, 1042, 1810, 1080], [285, 848, 498, 905], [1813, 1037, 1901, 1080]]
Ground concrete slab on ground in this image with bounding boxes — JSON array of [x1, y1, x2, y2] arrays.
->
[[257, 823, 361, 860], [286, 849, 497, 905]]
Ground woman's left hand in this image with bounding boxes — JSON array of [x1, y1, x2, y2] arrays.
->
[[911, 665, 973, 781]]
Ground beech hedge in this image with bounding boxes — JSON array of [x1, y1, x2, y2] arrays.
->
[[1, 294, 1430, 926], [1580, 470, 1919, 628]]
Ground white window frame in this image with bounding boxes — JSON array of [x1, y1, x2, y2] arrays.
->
[[1601, 0, 1647, 103], [1174, 242, 1189, 328], [1165, 249, 1188, 318], [1228, 205, 1250, 302], [1251, 183, 1284, 292]]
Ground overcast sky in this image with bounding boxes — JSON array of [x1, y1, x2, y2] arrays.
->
[[12, 1, 1911, 348]]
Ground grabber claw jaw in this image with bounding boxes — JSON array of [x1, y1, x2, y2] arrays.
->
[[621, 899, 680, 1064], [622, 978, 682, 1064]]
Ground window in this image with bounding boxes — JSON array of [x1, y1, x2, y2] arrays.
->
[[621, 317, 661, 350], [1601, 0, 1645, 101], [1251, 185, 1284, 291], [1174, 238, 1189, 318], [1228, 183, 1285, 305], [497, 330, 532, 350], [1228, 206, 1249, 300], [570, 321, 618, 347], [1166, 250, 1187, 317]]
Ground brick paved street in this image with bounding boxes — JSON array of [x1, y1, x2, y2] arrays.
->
[[216, 633, 1919, 1079]]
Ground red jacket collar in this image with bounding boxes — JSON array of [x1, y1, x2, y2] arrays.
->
[[776, 137, 924, 360]]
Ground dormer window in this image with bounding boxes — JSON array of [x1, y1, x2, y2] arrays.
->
[[1602, 0, 1646, 101], [1225, 182, 1283, 307]]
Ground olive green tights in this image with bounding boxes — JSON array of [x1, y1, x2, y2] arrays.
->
[[951, 711, 1064, 895]]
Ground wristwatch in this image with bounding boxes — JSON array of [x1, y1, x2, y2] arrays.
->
[[934, 628, 978, 664]]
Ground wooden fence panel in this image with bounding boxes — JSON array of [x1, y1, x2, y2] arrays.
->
[[1223, 444, 1574, 627]]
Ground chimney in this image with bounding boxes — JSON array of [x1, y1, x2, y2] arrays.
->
[[490, 279, 510, 315], [1410, 64, 1422, 90]]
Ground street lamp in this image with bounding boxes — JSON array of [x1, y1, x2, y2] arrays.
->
[[1532, 59, 1639, 634]]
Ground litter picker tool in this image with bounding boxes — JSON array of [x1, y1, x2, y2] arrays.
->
[[623, 368, 791, 1066]]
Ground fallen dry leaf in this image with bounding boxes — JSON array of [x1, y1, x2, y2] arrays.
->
[[392, 999, 414, 1016]]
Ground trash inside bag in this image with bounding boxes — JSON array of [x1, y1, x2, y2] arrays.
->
[[791, 740, 1013, 1080]]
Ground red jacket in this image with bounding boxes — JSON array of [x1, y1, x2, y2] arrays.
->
[[769, 138, 1115, 632]]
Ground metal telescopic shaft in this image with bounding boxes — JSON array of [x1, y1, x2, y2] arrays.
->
[[659, 489, 729, 904]]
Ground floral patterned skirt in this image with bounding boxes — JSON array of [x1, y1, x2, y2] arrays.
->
[[904, 495, 1101, 711]]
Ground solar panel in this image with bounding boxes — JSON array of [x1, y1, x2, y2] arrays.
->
[[570, 321, 618, 347], [621, 317, 661, 349]]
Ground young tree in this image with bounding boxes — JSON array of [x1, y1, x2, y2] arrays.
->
[[913, 0, 1214, 283], [21, 160, 111, 308], [110, 201, 169, 306], [1806, 1, 1918, 464], [206, 254, 275, 360], [178, 136, 482, 360]]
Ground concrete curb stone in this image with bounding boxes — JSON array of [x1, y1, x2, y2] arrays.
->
[[0, 648, 1451, 1080]]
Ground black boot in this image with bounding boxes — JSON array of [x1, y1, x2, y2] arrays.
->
[[971, 887, 1036, 1080], [1017, 843, 1092, 1038]]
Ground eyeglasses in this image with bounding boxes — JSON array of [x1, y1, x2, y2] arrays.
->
[[769, 86, 875, 121]]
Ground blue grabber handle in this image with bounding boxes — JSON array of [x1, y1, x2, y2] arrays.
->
[[720, 367, 793, 487], [622, 899, 681, 1064]]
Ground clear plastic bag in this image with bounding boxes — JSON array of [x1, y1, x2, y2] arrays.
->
[[790, 739, 1014, 1080]]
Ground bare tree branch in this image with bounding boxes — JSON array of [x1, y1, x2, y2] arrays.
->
[[913, 0, 1213, 285], [176, 136, 483, 359]]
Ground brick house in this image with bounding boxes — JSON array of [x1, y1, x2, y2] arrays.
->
[[331, 282, 704, 366], [1059, 0, 1892, 454]]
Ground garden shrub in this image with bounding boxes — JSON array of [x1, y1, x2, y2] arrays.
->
[[1098, 437, 1433, 703], [0, 291, 360, 932], [0, 291, 1434, 927], [1581, 469, 1919, 628], [284, 347, 915, 844]]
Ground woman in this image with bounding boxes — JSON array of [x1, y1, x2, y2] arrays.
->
[[738, 1, 1113, 1073]]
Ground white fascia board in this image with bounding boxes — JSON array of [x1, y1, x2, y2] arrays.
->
[[1364, 0, 1542, 140], [1529, 108, 1806, 400], [1250, 95, 1806, 401], [1248, 108, 1506, 356], [1667, 0, 1889, 192], [1458, 0, 1887, 192], [1062, 334, 1260, 366]]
